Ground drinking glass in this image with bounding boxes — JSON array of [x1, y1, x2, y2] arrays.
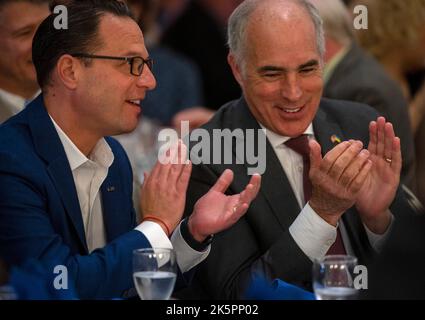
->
[[313, 255, 358, 300], [133, 248, 177, 300]]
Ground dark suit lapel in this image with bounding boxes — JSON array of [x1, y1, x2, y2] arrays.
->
[[231, 99, 302, 228], [27, 95, 88, 252], [313, 103, 346, 154], [313, 101, 373, 262]]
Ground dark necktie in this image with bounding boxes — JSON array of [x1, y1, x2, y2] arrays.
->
[[285, 135, 346, 255]]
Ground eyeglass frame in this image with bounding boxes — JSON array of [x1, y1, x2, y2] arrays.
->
[[70, 53, 153, 76]]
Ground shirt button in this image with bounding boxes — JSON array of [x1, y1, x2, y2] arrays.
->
[[298, 166, 303, 172]]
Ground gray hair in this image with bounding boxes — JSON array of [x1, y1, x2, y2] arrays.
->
[[227, 0, 325, 66], [309, 0, 353, 46]]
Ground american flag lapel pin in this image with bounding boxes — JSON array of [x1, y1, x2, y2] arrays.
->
[[330, 134, 341, 145], [107, 186, 115, 192]]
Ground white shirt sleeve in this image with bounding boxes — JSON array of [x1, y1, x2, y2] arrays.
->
[[170, 221, 210, 273], [363, 213, 395, 253], [135, 221, 209, 273], [289, 202, 337, 261]]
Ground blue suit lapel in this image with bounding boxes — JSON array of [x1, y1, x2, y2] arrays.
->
[[101, 170, 132, 242], [26, 94, 88, 252]]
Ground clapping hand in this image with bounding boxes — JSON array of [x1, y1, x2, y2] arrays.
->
[[188, 169, 261, 242], [355, 117, 401, 233]]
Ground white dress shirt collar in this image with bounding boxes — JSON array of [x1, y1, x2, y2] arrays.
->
[[0, 89, 26, 115], [49, 115, 114, 170], [259, 122, 315, 147], [0, 89, 40, 115]]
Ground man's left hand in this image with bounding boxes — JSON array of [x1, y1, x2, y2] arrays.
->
[[355, 117, 401, 233], [188, 170, 261, 242]]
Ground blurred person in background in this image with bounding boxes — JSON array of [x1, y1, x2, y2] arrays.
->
[[161, 0, 243, 111], [354, 0, 425, 205], [0, 0, 50, 123], [310, 0, 416, 190]]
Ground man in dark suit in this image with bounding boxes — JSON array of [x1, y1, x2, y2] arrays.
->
[[310, 0, 416, 190], [0, 0, 261, 299], [178, 0, 415, 299]]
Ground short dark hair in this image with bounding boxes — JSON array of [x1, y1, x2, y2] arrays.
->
[[32, 0, 133, 89]]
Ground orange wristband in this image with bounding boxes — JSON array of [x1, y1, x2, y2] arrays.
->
[[142, 216, 171, 237]]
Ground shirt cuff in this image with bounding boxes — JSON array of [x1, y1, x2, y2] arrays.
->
[[289, 202, 337, 261], [170, 221, 210, 273], [364, 213, 395, 253], [134, 221, 210, 273], [134, 221, 173, 249]]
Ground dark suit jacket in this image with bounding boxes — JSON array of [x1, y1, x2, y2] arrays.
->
[[323, 43, 416, 190], [177, 97, 414, 299], [0, 95, 151, 299], [364, 209, 425, 299]]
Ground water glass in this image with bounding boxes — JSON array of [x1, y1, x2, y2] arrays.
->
[[133, 248, 177, 300], [313, 255, 358, 300]]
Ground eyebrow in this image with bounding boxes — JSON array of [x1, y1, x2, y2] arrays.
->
[[257, 59, 320, 73], [122, 51, 147, 58], [11, 24, 35, 36]]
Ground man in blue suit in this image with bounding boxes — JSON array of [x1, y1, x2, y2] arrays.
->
[[0, 0, 261, 299]]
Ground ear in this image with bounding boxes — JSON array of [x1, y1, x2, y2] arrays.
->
[[227, 52, 244, 89], [55, 54, 80, 90]]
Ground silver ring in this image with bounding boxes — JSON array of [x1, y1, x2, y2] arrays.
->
[[385, 157, 392, 164]]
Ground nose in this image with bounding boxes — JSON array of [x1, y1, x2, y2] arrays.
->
[[281, 73, 302, 102], [136, 65, 156, 91]]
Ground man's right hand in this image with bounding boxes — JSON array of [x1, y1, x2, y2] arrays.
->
[[308, 139, 372, 226], [140, 140, 192, 235]]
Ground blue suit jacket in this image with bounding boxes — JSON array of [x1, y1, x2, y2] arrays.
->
[[0, 95, 151, 299]]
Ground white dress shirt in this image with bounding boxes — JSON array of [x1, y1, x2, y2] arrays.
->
[[260, 123, 393, 261], [0, 89, 38, 115], [50, 116, 208, 272], [0, 89, 26, 115]]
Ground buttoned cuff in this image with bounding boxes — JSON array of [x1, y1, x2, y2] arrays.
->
[[289, 202, 337, 261]]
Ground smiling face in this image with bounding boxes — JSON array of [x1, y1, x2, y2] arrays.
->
[[74, 14, 156, 137], [0, 1, 49, 96], [229, 3, 324, 137]]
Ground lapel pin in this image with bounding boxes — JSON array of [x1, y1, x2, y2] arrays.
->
[[107, 186, 115, 192], [330, 134, 342, 145]]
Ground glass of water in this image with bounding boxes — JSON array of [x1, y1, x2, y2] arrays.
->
[[133, 248, 177, 300], [313, 255, 358, 300]]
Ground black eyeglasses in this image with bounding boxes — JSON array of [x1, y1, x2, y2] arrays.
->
[[70, 53, 154, 76]]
